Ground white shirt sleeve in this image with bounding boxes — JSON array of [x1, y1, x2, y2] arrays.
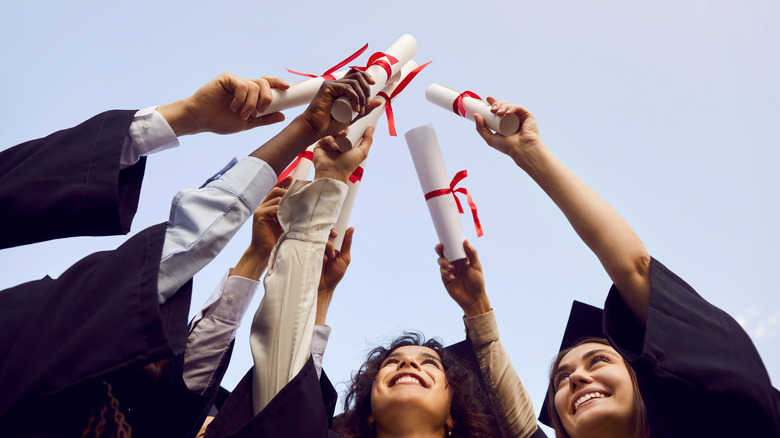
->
[[182, 272, 259, 395], [120, 106, 179, 169], [311, 325, 332, 380], [157, 156, 277, 303], [249, 178, 347, 415]]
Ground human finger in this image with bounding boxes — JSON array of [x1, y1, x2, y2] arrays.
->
[[263, 76, 290, 90], [252, 78, 273, 114], [324, 240, 336, 260], [463, 240, 482, 270], [340, 227, 355, 256], [329, 227, 338, 239], [239, 81, 261, 120], [225, 73, 249, 113], [247, 112, 285, 128], [474, 113, 498, 146]]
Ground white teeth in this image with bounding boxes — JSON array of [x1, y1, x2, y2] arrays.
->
[[574, 392, 607, 410], [395, 376, 422, 385]]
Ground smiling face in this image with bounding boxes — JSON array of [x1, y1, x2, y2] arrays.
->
[[370, 345, 452, 432], [552, 342, 637, 438]]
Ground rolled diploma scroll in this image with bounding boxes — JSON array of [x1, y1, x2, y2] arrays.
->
[[405, 124, 467, 261], [290, 144, 316, 181], [331, 34, 417, 123], [253, 70, 348, 117], [425, 84, 520, 136], [334, 60, 419, 152], [330, 158, 367, 250]]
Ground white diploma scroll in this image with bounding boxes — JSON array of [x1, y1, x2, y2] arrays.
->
[[290, 144, 316, 181], [425, 84, 520, 136], [335, 60, 419, 152], [331, 34, 418, 123], [331, 158, 367, 250], [405, 124, 467, 261], [254, 70, 348, 117]]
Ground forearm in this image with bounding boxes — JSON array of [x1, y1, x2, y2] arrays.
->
[[249, 117, 321, 176], [157, 157, 276, 302], [465, 311, 539, 438], [518, 142, 651, 323], [249, 178, 347, 415]]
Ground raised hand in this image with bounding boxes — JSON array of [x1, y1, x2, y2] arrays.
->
[[436, 240, 491, 318], [474, 97, 542, 167], [158, 72, 290, 136], [315, 227, 354, 325]]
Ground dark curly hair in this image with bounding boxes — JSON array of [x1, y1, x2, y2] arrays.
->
[[333, 332, 498, 437]]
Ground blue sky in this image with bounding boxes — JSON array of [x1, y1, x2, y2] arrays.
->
[[2, 1, 778, 434]]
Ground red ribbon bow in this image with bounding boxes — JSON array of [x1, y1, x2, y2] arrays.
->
[[349, 166, 364, 184], [277, 150, 314, 182], [452, 91, 482, 118], [377, 61, 432, 136], [286, 44, 369, 80], [350, 51, 399, 80], [423, 170, 484, 237]]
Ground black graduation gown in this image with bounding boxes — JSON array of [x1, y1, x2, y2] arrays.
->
[[0, 110, 145, 249], [0, 223, 197, 436], [603, 258, 780, 437], [205, 357, 340, 438]]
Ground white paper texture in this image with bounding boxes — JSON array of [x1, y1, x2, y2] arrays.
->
[[330, 158, 366, 250], [405, 124, 467, 261], [331, 34, 418, 122], [425, 83, 520, 136], [254, 70, 348, 117], [335, 60, 419, 151]]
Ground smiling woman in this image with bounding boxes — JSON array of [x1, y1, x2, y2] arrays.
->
[[334, 332, 498, 437]]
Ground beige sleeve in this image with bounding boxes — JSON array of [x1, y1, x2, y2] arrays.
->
[[465, 310, 539, 438]]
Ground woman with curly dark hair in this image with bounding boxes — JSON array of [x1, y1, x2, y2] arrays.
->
[[333, 332, 498, 437]]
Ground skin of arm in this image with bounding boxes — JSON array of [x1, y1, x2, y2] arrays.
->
[[436, 240, 539, 437], [474, 99, 651, 324], [315, 226, 355, 326]]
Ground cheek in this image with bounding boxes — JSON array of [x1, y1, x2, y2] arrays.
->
[[553, 388, 570, 419]]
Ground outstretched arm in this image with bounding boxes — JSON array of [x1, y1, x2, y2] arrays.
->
[[437, 240, 539, 437], [474, 99, 651, 324]]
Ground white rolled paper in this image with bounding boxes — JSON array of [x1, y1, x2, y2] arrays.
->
[[335, 60, 419, 152], [331, 34, 418, 123], [290, 144, 316, 181], [253, 70, 348, 117], [425, 84, 520, 136], [330, 158, 366, 250], [405, 124, 467, 261]]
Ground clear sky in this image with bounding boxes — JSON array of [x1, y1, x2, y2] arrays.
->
[[2, 1, 778, 435]]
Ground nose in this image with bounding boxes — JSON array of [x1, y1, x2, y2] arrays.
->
[[397, 354, 421, 370], [568, 368, 593, 391]]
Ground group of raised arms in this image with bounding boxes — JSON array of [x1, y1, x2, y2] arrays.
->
[[1, 69, 778, 438]]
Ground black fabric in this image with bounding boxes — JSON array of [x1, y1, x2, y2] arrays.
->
[[540, 258, 780, 437], [603, 258, 780, 437], [0, 223, 195, 436], [0, 110, 144, 249], [205, 357, 338, 438]]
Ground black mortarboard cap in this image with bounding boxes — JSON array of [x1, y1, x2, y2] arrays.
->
[[538, 301, 605, 428]]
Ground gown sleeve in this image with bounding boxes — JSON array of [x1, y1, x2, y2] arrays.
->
[[0, 110, 144, 249], [603, 257, 780, 437]]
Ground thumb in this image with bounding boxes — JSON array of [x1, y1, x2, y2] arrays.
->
[[247, 112, 285, 129]]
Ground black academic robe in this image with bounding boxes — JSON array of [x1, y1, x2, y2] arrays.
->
[[0, 223, 199, 437], [603, 258, 780, 437], [0, 110, 144, 249], [205, 357, 339, 438]]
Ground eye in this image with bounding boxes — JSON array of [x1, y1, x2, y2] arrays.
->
[[381, 358, 399, 368], [554, 372, 570, 389], [588, 354, 611, 367], [422, 358, 442, 369]]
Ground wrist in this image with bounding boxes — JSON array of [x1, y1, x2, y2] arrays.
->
[[157, 98, 199, 137], [291, 115, 324, 146], [461, 297, 492, 318], [314, 170, 349, 184]]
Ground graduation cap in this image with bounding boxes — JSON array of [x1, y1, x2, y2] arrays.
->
[[538, 301, 605, 428]]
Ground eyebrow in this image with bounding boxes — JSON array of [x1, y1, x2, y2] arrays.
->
[[555, 348, 614, 376]]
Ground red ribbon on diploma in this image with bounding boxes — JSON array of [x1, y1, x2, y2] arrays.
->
[[350, 51, 399, 80], [452, 91, 482, 118], [349, 166, 364, 184], [277, 150, 314, 182], [423, 170, 484, 237], [287, 44, 369, 80], [376, 61, 432, 136]]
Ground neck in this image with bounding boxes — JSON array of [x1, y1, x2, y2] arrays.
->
[[376, 423, 446, 438]]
